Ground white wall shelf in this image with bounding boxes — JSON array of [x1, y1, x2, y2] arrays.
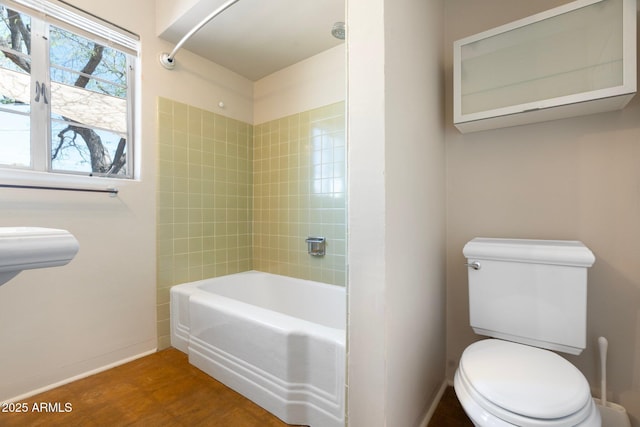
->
[[453, 0, 636, 133]]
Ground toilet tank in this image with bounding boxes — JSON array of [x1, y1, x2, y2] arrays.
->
[[463, 238, 595, 355]]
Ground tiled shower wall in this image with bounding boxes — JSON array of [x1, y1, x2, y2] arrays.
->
[[156, 98, 253, 348], [253, 102, 347, 285], [156, 98, 346, 348]]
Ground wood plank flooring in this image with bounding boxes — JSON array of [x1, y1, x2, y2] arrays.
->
[[0, 348, 300, 427], [0, 348, 471, 426]]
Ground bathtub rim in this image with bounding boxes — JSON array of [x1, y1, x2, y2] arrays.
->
[[170, 270, 347, 352]]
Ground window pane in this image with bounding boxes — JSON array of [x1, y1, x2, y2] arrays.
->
[[0, 7, 31, 55], [48, 25, 129, 176], [0, 7, 31, 168], [0, 104, 30, 167], [51, 117, 128, 176], [49, 26, 127, 97]]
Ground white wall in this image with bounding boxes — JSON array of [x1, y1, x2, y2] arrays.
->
[[384, 0, 446, 424], [347, 0, 447, 425], [0, 0, 253, 401], [254, 45, 346, 124], [347, 0, 387, 422]]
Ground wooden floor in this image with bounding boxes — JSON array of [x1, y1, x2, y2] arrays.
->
[[0, 348, 301, 427], [0, 348, 471, 426], [428, 386, 473, 427]]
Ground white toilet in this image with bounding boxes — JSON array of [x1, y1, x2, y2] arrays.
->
[[454, 238, 601, 427]]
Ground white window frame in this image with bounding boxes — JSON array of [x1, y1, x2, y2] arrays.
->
[[0, 0, 139, 185]]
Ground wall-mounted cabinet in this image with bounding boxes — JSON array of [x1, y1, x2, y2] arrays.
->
[[453, 0, 636, 133]]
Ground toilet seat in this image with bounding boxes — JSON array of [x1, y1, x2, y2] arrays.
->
[[455, 339, 600, 427]]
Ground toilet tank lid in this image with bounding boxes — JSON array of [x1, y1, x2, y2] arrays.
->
[[463, 238, 595, 267]]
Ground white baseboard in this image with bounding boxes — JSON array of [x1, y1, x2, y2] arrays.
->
[[419, 380, 449, 427]]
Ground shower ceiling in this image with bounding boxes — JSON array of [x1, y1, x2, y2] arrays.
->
[[157, 0, 345, 81]]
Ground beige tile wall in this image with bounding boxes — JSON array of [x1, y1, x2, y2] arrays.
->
[[253, 102, 347, 286], [156, 98, 346, 348], [156, 97, 253, 348]]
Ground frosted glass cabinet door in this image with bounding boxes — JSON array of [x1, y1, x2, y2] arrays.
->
[[453, 0, 636, 133]]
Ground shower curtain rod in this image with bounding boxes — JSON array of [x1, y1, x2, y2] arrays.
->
[[159, 0, 241, 70]]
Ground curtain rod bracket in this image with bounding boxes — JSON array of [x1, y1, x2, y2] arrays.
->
[[159, 52, 176, 70]]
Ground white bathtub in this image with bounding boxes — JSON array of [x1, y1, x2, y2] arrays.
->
[[170, 270, 346, 427]]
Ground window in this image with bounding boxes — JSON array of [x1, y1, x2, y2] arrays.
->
[[0, 0, 138, 179]]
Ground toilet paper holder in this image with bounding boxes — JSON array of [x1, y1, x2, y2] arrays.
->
[[305, 237, 326, 256]]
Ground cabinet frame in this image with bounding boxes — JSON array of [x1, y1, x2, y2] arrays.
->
[[453, 0, 636, 133]]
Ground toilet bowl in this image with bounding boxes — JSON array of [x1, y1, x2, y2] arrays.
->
[[454, 340, 601, 427]]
